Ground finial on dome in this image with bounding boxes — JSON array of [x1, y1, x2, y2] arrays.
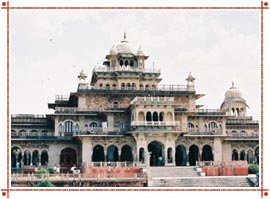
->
[[124, 32, 126, 40], [232, 81, 234, 87]]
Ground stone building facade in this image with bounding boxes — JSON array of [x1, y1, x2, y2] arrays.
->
[[11, 34, 259, 172]]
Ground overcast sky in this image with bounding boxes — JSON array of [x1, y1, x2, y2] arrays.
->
[[10, 10, 260, 119]]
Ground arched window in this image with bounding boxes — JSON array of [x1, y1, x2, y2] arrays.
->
[[146, 112, 152, 121], [188, 122, 195, 132], [124, 60, 129, 66], [75, 123, 80, 134], [90, 122, 98, 128], [127, 83, 131, 90], [120, 60, 123, 66], [138, 112, 145, 121], [112, 84, 117, 90], [130, 60, 134, 66], [152, 85, 156, 90], [113, 101, 119, 109], [139, 84, 144, 90], [159, 112, 164, 121], [121, 83, 125, 90], [167, 148, 173, 163], [41, 150, 49, 166], [139, 148, 145, 163], [145, 84, 149, 90], [208, 121, 218, 129], [132, 83, 136, 90], [99, 84, 103, 89], [105, 84, 110, 90], [153, 112, 159, 121], [64, 121, 74, 133], [240, 130, 247, 137], [30, 130, 38, 136]]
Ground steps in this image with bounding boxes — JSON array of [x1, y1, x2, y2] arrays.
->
[[150, 166, 199, 178], [148, 167, 255, 187]]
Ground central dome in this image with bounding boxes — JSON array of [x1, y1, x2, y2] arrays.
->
[[114, 32, 135, 54], [115, 40, 135, 54], [225, 84, 242, 98]]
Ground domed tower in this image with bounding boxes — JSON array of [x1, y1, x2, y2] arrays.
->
[[220, 82, 249, 116]]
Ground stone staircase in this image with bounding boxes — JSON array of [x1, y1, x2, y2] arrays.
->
[[148, 166, 255, 187]]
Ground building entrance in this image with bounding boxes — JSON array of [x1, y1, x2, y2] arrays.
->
[[148, 141, 164, 166]]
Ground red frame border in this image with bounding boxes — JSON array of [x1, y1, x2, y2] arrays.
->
[[1, 1, 268, 198]]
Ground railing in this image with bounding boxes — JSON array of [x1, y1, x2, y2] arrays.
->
[[78, 83, 189, 92], [77, 127, 126, 136], [11, 115, 48, 124], [55, 95, 70, 101], [190, 109, 227, 115], [93, 65, 161, 73], [55, 105, 127, 113], [130, 96, 175, 104], [11, 173, 145, 182], [226, 119, 259, 124], [89, 161, 142, 168], [131, 121, 180, 126], [11, 132, 53, 137], [188, 128, 222, 135]]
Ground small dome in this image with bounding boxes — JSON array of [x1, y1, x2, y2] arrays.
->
[[225, 83, 242, 98], [110, 45, 117, 55], [137, 46, 144, 56], [78, 69, 87, 80]]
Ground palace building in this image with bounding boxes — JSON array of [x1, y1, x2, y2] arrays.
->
[[11, 33, 259, 173]]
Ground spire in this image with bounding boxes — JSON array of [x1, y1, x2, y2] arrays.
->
[[124, 31, 126, 40]]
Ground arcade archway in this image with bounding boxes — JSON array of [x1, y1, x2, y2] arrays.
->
[[107, 145, 119, 162], [92, 145, 105, 162], [202, 145, 213, 161], [189, 145, 199, 166], [175, 145, 187, 166], [121, 145, 133, 161], [148, 141, 164, 166], [60, 148, 77, 168]]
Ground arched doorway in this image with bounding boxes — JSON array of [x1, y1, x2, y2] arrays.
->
[[92, 145, 105, 161], [41, 150, 49, 166], [60, 148, 77, 168], [153, 112, 158, 121], [202, 145, 213, 161], [107, 145, 119, 162], [120, 145, 133, 161], [247, 149, 254, 163], [139, 148, 145, 163], [24, 150, 31, 166], [189, 145, 199, 166], [240, 150, 245, 160], [11, 147, 22, 168], [148, 141, 164, 166], [255, 147, 259, 164], [232, 149, 239, 160], [167, 147, 173, 163], [175, 145, 187, 166], [146, 112, 152, 121], [32, 150, 39, 166]]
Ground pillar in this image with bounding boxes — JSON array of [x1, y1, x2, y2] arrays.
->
[[186, 150, 190, 166], [80, 137, 92, 163], [213, 138, 222, 162]]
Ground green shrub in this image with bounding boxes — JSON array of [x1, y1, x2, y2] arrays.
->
[[248, 164, 259, 174], [37, 180, 55, 187], [35, 168, 49, 175]]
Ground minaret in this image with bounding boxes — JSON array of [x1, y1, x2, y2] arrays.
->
[[186, 72, 195, 91], [78, 69, 87, 83]]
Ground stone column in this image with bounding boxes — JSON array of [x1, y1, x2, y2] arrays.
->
[[164, 148, 168, 165], [104, 150, 107, 162], [213, 138, 222, 162], [172, 148, 175, 165], [222, 119, 226, 135], [80, 137, 92, 164], [186, 150, 190, 166], [118, 150, 121, 162], [107, 113, 114, 128], [199, 150, 202, 162]]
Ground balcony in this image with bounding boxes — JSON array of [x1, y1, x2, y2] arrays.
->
[[130, 96, 175, 105], [190, 109, 227, 116], [131, 121, 180, 127], [77, 84, 190, 94], [55, 105, 126, 114], [93, 65, 161, 74], [11, 132, 71, 140], [11, 115, 48, 125], [75, 127, 127, 136], [188, 128, 222, 136]]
